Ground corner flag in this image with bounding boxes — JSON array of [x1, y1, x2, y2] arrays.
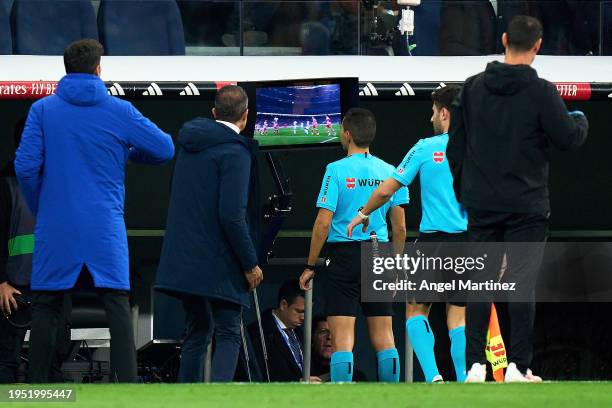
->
[[485, 304, 508, 382]]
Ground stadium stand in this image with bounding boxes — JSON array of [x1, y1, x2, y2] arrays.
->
[[439, 0, 497, 56], [0, 0, 11, 54], [98, 0, 185, 56], [11, 0, 97, 55], [410, 0, 441, 56], [301, 22, 331, 55], [604, 2, 612, 55]]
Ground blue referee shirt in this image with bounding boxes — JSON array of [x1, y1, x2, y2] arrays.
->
[[316, 153, 409, 242], [392, 133, 467, 233]]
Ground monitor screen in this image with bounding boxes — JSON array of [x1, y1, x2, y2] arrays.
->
[[254, 84, 342, 148]]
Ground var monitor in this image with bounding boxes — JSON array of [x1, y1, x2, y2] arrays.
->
[[240, 77, 359, 150]]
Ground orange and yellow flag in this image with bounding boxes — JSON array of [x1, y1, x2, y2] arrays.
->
[[485, 304, 508, 382]]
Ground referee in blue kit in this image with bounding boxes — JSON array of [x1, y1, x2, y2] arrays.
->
[[299, 108, 408, 383], [348, 86, 468, 383]]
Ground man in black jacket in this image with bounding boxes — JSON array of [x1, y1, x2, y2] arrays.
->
[[155, 85, 263, 382], [447, 15, 588, 382]]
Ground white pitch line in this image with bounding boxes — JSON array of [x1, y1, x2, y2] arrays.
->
[[320, 137, 337, 143]]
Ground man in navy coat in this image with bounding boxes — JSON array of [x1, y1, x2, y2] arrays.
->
[[15, 39, 175, 383], [155, 85, 263, 382]]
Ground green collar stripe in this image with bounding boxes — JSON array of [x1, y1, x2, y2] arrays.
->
[[8, 234, 34, 256]]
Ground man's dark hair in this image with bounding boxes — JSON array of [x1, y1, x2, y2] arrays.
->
[[431, 85, 461, 112], [64, 39, 104, 74], [342, 107, 376, 148], [312, 315, 327, 334], [506, 15, 543, 52], [13, 118, 26, 148], [277, 278, 305, 307], [214, 85, 249, 122]]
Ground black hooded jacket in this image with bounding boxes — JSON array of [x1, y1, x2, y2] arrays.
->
[[447, 61, 589, 213]]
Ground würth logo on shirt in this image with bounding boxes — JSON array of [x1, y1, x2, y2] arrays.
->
[[346, 178, 356, 189], [321, 196, 327, 203], [397, 168, 404, 174], [433, 152, 445, 163]]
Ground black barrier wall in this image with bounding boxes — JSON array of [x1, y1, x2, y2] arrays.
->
[[3, 98, 611, 232], [2, 98, 612, 381]]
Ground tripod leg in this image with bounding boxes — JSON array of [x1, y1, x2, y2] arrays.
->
[[252, 289, 271, 382]]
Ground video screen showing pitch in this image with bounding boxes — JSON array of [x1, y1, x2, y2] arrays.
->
[[255, 84, 341, 147]]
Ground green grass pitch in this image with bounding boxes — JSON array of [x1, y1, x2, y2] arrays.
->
[[255, 124, 341, 147], [3, 382, 612, 408]]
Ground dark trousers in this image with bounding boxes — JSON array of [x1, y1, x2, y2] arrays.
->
[[0, 315, 27, 384], [0, 286, 67, 384], [465, 209, 548, 373], [28, 289, 137, 383], [178, 295, 242, 383]]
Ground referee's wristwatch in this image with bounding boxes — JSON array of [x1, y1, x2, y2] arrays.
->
[[304, 264, 316, 272], [357, 206, 370, 220]]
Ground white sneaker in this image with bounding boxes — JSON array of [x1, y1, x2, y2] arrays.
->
[[525, 369, 543, 383], [465, 363, 486, 383], [504, 362, 532, 383], [432, 375, 444, 383]]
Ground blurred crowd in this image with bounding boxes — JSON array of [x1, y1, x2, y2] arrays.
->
[[2, 1, 610, 56], [179, 0, 612, 56]]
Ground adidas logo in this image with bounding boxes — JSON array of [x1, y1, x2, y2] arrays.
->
[[180, 83, 200, 96], [142, 83, 163, 96], [395, 83, 415, 97], [359, 83, 378, 97], [107, 83, 125, 96]]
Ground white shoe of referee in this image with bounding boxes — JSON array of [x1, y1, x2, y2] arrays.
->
[[465, 363, 487, 383], [504, 362, 543, 383]]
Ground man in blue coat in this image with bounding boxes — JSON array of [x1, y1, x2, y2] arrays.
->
[[155, 85, 263, 382], [15, 39, 175, 383]]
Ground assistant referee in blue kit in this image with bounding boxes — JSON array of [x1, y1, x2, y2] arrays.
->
[[347, 85, 468, 383], [299, 108, 408, 383]]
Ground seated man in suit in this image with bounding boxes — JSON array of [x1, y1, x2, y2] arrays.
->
[[248, 278, 310, 382]]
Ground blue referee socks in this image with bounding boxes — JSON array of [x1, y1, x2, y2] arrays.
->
[[377, 348, 400, 382], [449, 326, 467, 382], [406, 316, 440, 382], [331, 351, 354, 383]]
